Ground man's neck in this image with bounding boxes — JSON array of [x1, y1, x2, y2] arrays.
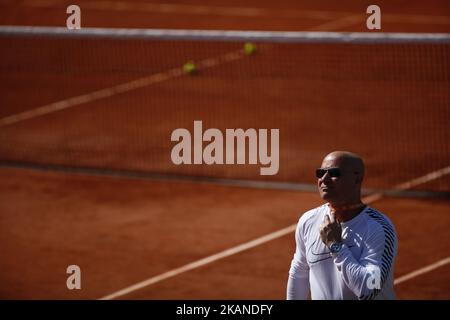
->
[[328, 201, 366, 223]]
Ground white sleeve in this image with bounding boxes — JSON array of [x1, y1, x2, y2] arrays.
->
[[286, 216, 310, 300], [332, 221, 397, 300]]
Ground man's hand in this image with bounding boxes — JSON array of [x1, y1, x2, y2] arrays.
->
[[319, 211, 343, 248]]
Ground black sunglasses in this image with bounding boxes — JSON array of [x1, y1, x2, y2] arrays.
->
[[316, 167, 341, 178]]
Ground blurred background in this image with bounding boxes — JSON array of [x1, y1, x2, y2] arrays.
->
[[0, 0, 449, 299]]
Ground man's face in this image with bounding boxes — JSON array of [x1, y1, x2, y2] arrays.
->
[[317, 157, 358, 203]]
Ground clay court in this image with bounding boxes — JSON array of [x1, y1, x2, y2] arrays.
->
[[0, 0, 449, 300]]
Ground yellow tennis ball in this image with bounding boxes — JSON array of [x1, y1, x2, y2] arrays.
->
[[244, 42, 256, 55], [183, 61, 197, 74]]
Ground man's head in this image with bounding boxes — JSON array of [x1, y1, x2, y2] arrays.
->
[[317, 151, 365, 205]]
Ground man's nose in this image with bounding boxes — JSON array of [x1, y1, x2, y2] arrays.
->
[[319, 171, 332, 183]]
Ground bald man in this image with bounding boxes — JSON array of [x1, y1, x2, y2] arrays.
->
[[287, 151, 397, 300]]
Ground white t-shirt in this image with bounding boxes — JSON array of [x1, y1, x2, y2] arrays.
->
[[287, 204, 397, 300]]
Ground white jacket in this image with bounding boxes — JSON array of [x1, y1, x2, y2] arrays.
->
[[287, 204, 397, 300]]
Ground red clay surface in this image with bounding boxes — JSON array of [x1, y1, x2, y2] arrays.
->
[[1, 1, 449, 191], [0, 0, 449, 300], [1, 0, 450, 32], [0, 38, 449, 191]]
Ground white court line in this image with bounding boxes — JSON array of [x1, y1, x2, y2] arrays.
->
[[383, 14, 450, 25], [2, 9, 446, 296], [20, 0, 355, 20], [99, 165, 450, 300], [21, 0, 450, 25], [99, 225, 297, 300], [0, 11, 364, 127], [394, 256, 450, 286], [396, 166, 450, 189], [310, 15, 362, 31], [0, 68, 179, 127], [363, 165, 450, 203]]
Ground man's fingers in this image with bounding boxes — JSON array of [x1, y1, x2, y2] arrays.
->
[[329, 211, 336, 224]]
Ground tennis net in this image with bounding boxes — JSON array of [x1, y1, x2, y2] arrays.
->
[[0, 27, 449, 192]]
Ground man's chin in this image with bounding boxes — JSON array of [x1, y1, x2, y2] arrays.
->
[[320, 191, 334, 201]]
